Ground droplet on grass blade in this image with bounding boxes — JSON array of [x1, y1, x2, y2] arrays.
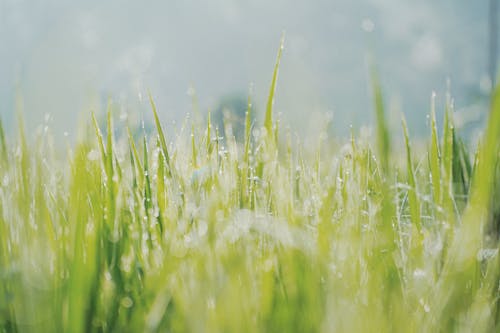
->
[[476, 248, 498, 261], [87, 149, 99, 161], [121, 297, 133, 308], [2, 175, 9, 186], [263, 258, 274, 272], [198, 220, 208, 237], [207, 297, 216, 309], [413, 269, 426, 279], [419, 299, 430, 313]]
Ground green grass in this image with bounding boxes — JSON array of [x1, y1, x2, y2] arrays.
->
[[2, 50, 500, 332]]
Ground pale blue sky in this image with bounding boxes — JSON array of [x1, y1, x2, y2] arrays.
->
[[0, 0, 492, 137]]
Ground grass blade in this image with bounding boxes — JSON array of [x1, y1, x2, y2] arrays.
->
[[370, 64, 391, 175], [402, 115, 421, 228], [264, 33, 285, 139], [0, 118, 7, 164], [149, 92, 172, 177], [91, 112, 107, 164], [429, 93, 442, 209]]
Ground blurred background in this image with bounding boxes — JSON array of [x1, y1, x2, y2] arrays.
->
[[0, 0, 495, 139]]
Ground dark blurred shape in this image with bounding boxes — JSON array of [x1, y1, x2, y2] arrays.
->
[[212, 93, 254, 142]]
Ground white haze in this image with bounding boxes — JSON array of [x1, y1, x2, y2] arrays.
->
[[0, 0, 492, 138]]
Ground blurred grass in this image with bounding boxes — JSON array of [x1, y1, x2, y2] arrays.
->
[[1, 52, 500, 332]]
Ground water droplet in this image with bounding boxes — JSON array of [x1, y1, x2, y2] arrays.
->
[[413, 269, 426, 279], [361, 18, 375, 32], [477, 248, 498, 261], [121, 297, 133, 308], [2, 175, 9, 186], [263, 258, 274, 272], [87, 149, 99, 161], [207, 297, 216, 309], [419, 298, 430, 313], [198, 220, 208, 237]]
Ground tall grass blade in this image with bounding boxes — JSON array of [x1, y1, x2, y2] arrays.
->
[[402, 115, 421, 229], [191, 124, 197, 168], [465, 84, 500, 227], [370, 65, 390, 175], [429, 94, 441, 209], [91, 112, 107, 164], [0, 118, 7, 164], [441, 101, 455, 218], [127, 126, 144, 187], [429, 84, 500, 330], [244, 93, 252, 167], [264, 34, 285, 139], [149, 92, 172, 177], [206, 111, 212, 159]]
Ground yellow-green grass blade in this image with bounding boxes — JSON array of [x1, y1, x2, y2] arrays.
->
[[16, 113, 30, 206], [206, 110, 212, 159], [67, 144, 102, 333], [441, 104, 455, 219], [370, 65, 391, 176], [0, 118, 7, 164], [191, 124, 197, 168], [463, 84, 500, 230], [451, 131, 472, 209], [428, 84, 500, 330], [240, 93, 254, 208], [402, 115, 421, 229], [149, 92, 172, 177], [143, 136, 152, 214], [442, 108, 453, 187], [91, 112, 107, 165], [155, 138, 166, 235], [127, 126, 144, 188], [429, 96, 441, 211], [244, 93, 252, 167], [105, 110, 116, 225], [264, 34, 285, 141]]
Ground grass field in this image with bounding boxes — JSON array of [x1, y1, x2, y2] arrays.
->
[[2, 44, 500, 332]]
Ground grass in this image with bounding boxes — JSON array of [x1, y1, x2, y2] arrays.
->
[[1, 44, 500, 332]]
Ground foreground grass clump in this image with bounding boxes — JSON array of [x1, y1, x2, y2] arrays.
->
[[0, 91, 499, 333], [2, 55, 500, 331]]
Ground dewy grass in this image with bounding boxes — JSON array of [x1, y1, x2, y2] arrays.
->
[[2, 51, 500, 332]]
